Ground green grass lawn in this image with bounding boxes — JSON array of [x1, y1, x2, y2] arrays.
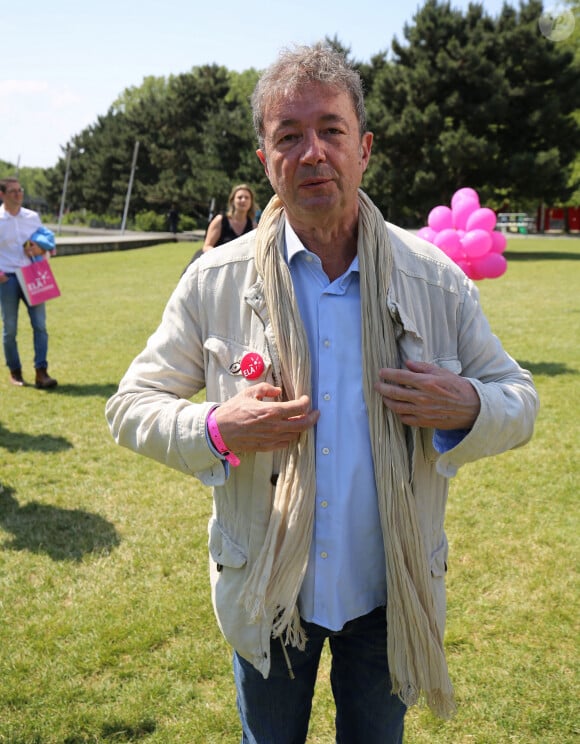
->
[[0, 236, 578, 743]]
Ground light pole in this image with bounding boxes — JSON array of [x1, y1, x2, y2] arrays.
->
[[121, 141, 140, 234], [56, 147, 72, 235]]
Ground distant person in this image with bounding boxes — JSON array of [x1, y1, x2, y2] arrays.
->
[[0, 178, 58, 388], [182, 184, 258, 272], [203, 184, 257, 252], [167, 205, 179, 236]]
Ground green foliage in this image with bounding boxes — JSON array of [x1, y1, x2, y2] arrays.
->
[[59, 209, 122, 230], [132, 209, 199, 233], [0, 237, 578, 742], [44, 65, 268, 228], [563, 0, 580, 202], [134, 210, 167, 232], [178, 213, 198, 232], [364, 0, 580, 224]]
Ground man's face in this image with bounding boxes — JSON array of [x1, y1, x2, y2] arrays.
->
[[2, 182, 24, 213], [257, 82, 372, 227]]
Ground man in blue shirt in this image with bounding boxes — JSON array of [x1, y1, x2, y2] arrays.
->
[[107, 43, 538, 743]]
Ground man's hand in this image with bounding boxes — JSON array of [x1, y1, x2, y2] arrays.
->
[[374, 360, 480, 430], [214, 383, 320, 453], [24, 241, 44, 258]]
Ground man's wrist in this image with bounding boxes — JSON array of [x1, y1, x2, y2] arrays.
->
[[206, 406, 240, 467]]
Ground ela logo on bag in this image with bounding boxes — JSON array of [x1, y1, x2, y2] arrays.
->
[[17, 261, 61, 306], [29, 268, 54, 292]]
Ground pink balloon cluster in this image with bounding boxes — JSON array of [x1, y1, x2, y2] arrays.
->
[[417, 188, 507, 280]]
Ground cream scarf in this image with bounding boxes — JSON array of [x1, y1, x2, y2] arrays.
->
[[243, 190, 456, 718]]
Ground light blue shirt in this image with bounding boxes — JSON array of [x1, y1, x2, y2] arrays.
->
[[285, 223, 387, 631], [206, 221, 467, 629], [285, 223, 465, 631]]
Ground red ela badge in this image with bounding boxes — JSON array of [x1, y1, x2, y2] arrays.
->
[[240, 352, 265, 380]]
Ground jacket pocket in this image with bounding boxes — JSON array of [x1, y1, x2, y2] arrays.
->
[[204, 335, 271, 400], [431, 357, 462, 375], [430, 536, 448, 578], [208, 517, 247, 571]]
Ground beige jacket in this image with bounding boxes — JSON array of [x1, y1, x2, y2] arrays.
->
[[105, 222, 538, 677]]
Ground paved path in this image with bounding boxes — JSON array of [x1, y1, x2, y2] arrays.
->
[[46, 226, 204, 257]]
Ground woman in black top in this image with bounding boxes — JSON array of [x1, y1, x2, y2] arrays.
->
[[203, 184, 257, 252]]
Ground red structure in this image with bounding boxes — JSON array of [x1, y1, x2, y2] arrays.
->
[[567, 207, 580, 232], [536, 205, 580, 233]]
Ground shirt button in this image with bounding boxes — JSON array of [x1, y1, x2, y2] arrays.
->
[[323, 339, 331, 348], [322, 447, 330, 455], [320, 500, 328, 508], [320, 552, 328, 559], [323, 393, 331, 401]]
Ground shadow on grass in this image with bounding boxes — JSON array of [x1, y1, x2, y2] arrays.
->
[[50, 382, 119, 398], [59, 719, 157, 743], [0, 422, 73, 453], [98, 719, 157, 742], [518, 360, 578, 377], [0, 485, 120, 561], [505, 250, 580, 261]]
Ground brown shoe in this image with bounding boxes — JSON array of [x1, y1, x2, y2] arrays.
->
[[35, 367, 58, 389], [9, 369, 26, 386]]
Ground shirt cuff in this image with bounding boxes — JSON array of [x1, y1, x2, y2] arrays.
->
[[432, 428, 471, 453]]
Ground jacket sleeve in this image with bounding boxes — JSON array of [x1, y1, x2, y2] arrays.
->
[[435, 279, 539, 477], [105, 269, 228, 486]]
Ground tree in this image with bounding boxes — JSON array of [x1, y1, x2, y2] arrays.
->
[[45, 107, 145, 221], [562, 0, 580, 202], [364, 0, 580, 224], [494, 0, 580, 206], [45, 65, 267, 227]]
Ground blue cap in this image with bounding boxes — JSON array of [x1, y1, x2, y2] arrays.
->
[[28, 226, 55, 252]]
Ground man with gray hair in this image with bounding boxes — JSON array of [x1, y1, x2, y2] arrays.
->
[[106, 43, 538, 742]]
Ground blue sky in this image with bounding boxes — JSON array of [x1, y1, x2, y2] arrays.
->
[[3, 0, 512, 168]]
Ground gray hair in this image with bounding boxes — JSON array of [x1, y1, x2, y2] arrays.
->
[[251, 42, 367, 150]]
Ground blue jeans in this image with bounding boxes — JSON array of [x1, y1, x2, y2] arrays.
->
[[234, 606, 406, 744], [0, 273, 48, 371]]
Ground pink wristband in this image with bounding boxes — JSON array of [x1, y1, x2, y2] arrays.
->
[[207, 408, 240, 467]]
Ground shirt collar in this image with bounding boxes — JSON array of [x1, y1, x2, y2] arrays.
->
[[284, 219, 359, 273], [0, 204, 19, 218], [284, 220, 306, 265]]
